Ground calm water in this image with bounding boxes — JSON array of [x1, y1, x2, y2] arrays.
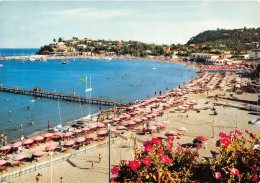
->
[[0, 49, 197, 142]]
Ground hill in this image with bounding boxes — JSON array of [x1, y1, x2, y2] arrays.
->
[[187, 27, 260, 51]]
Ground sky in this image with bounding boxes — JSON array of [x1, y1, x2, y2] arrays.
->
[[0, 1, 260, 48]]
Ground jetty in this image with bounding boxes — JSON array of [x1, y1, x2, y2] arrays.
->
[[0, 86, 128, 107]]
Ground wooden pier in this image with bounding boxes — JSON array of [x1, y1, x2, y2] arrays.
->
[[0, 86, 128, 107]]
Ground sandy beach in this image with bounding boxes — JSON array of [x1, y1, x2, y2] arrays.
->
[[1, 60, 259, 183]]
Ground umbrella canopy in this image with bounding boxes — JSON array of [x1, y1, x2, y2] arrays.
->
[[127, 106, 134, 110], [97, 123, 105, 128], [63, 132, 74, 137], [134, 119, 142, 123], [0, 145, 11, 151], [141, 117, 148, 121], [0, 160, 7, 166], [81, 127, 90, 132], [97, 130, 107, 135], [148, 126, 157, 131], [32, 151, 45, 157], [165, 130, 177, 136], [45, 145, 57, 152], [75, 137, 85, 143], [124, 114, 131, 118], [12, 154, 26, 161], [177, 127, 186, 131], [88, 124, 98, 129], [73, 129, 82, 134], [64, 141, 75, 147], [53, 132, 63, 137], [11, 142, 22, 148], [102, 120, 112, 124], [128, 121, 136, 125], [119, 115, 125, 119], [112, 118, 120, 122], [196, 136, 209, 141], [146, 114, 153, 119], [116, 126, 126, 130], [34, 136, 44, 141], [154, 122, 164, 127], [85, 134, 94, 139], [44, 133, 53, 138], [23, 139, 34, 145]]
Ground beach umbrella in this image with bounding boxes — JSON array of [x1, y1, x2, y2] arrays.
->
[[34, 136, 44, 141], [97, 130, 107, 136], [124, 114, 131, 119], [81, 127, 90, 132], [141, 117, 148, 121], [116, 126, 126, 130], [63, 132, 74, 137], [85, 134, 94, 139], [45, 145, 57, 152], [196, 136, 209, 141], [148, 126, 157, 131], [64, 141, 75, 147], [32, 151, 45, 157], [133, 105, 139, 108], [134, 119, 142, 123], [44, 133, 53, 138], [97, 123, 105, 128], [135, 111, 142, 115], [128, 121, 136, 125], [146, 114, 153, 119], [23, 139, 33, 145], [119, 115, 125, 119], [129, 112, 137, 116], [185, 102, 194, 106], [0, 160, 7, 166], [0, 145, 11, 151], [112, 118, 120, 122], [75, 137, 85, 143], [12, 154, 26, 161], [11, 142, 22, 149], [177, 127, 186, 131], [165, 130, 177, 136], [53, 132, 63, 137], [102, 120, 112, 124], [127, 106, 134, 110], [73, 129, 82, 134], [154, 122, 164, 127], [151, 113, 157, 117], [88, 124, 98, 129]]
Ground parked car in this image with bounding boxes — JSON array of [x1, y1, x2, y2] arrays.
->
[[248, 118, 260, 125]]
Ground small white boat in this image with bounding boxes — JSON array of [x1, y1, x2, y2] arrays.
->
[[30, 99, 35, 103], [0, 64, 3, 67], [152, 67, 156, 70]]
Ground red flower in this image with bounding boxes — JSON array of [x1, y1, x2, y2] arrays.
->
[[221, 138, 231, 147], [166, 158, 173, 164], [167, 146, 172, 152], [110, 178, 116, 182], [177, 146, 182, 153], [194, 152, 199, 157], [235, 129, 243, 135], [230, 168, 239, 175], [253, 175, 258, 181], [143, 157, 151, 166], [129, 161, 140, 170], [214, 172, 221, 179], [152, 138, 160, 145], [245, 130, 249, 134], [158, 148, 163, 154], [161, 154, 167, 163], [111, 167, 119, 175], [196, 143, 202, 148], [143, 140, 151, 146], [145, 144, 153, 153], [219, 132, 226, 138]]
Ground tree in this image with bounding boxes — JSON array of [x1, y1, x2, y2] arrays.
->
[[53, 38, 56, 43], [58, 37, 63, 42]]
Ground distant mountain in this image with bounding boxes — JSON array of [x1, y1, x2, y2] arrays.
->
[[187, 27, 260, 51]]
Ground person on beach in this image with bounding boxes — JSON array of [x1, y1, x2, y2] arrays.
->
[[21, 134, 25, 141], [35, 173, 42, 183], [20, 122, 23, 131], [3, 134, 7, 146], [60, 177, 64, 183], [98, 154, 102, 162], [9, 118, 11, 123], [48, 121, 51, 131], [0, 132, 3, 145]]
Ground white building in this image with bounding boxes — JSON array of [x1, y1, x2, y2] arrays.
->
[[190, 53, 219, 63], [249, 49, 260, 59]]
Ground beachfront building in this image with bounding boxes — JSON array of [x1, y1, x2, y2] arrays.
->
[[249, 49, 260, 59], [190, 53, 219, 63], [56, 42, 67, 52], [207, 58, 234, 65], [76, 44, 87, 50]]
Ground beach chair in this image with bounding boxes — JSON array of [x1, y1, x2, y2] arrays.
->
[[0, 166, 7, 172]]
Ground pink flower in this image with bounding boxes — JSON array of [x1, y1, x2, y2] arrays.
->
[[129, 161, 140, 170], [214, 172, 221, 179], [111, 167, 119, 175], [166, 158, 173, 164], [161, 154, 167, 163], [221, 138, 231, 147], [253, 175, 258, 181], [158, 148, 163, 154], [230, 168, 239, 175], [143, 157, 151, 166], [219, 132, 226, 138], [145, 144, 153, 153], [152, 138, 160, 145], [177, 146, 182, 153], [167, 146, 172, 152], [235, 129, 243, 135]]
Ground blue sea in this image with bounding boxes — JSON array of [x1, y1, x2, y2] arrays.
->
[[0, 48, 197, 142]]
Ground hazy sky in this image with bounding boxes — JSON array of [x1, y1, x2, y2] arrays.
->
[[0, 1, 260, 48]]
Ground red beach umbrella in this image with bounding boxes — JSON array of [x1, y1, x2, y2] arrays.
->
[[0, 160, 7, 166], [88, 124, 98, 129], [177, 127, 186, 131], [97, 123, 105, 128], [196, 136, 209, 141], [148, 126, 157, 131], [73, 129, 82, 134], [116, 126, 126, 130], [113, 118, 120, 122], [165, 130, 177, 136], [97, 130, 107, 136], [12, 154, 26, 161], [34, 136, 44, 141], [119, 115, 125, 120], [146, 114, 153, 119], [75, 137, 85, 143], [128, 121, 136, 125], [0, 145, 11, 151], [63, 132, 73, 138], [102, 120, 112, 124], [134, 119, 142, 123], [85, 134, 94, 139], [53, 132, 63, 137], [44, 133, 53, 138], [64, 141, 75, 147], [127, 106, 134, 110], [81, 127, 90, 132], [141, 117, 148, 121], [124, 114, 131, 119], [11, 142, 22, 149], [32, 151, 44, 157], [45, 145, 57, 152], [23, 139, 34, 145]]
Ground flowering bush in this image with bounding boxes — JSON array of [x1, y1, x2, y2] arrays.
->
[[111, 131, 260, 182]]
